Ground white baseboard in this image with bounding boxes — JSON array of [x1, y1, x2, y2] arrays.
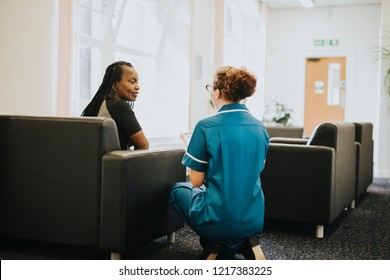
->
[[374, 169, 390, 180]]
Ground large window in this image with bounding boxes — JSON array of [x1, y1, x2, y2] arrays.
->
[[223, 0, 265, 120], [73, 0, 191, 138]]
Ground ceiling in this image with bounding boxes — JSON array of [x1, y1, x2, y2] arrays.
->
[[260, 0, 381, 9]]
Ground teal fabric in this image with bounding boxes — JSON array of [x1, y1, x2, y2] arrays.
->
[[169, 103, 269, 252]]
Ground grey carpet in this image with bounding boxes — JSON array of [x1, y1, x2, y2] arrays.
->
[[1, 179, 389, 260]]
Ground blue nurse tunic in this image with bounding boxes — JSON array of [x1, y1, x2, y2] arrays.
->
[[169, 103, 269, 253]]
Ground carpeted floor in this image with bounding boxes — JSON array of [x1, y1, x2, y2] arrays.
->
[[1, 179, 389, 260]]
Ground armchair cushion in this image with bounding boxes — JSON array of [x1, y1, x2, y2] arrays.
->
[[269, 137, 309, 145], [262, 144, 335, 224]]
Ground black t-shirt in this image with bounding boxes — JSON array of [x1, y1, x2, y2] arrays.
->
[[104, 98, 142, 149]]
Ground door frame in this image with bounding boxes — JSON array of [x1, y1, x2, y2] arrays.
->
[[297, 49, 355, 135]]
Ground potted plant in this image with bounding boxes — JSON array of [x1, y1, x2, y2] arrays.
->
[[380, 32, 390, 101], [263, 101, 294, 127], [382, 46, 390, 99]]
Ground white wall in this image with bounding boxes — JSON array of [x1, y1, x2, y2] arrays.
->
[[266, 5, 381, 125], [265, 4, 388, 178], [0, 0, 58, 116]]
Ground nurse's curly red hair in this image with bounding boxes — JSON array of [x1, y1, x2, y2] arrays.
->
[[214, 66, 257, 103]]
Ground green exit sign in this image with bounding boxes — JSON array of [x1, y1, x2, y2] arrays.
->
[[314, 39, 339, 46]]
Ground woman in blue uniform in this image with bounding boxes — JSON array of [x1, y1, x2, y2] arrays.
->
[[169, 66, 269, 259]]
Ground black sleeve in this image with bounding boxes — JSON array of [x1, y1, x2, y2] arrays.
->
[[106, 99, 142, 143]]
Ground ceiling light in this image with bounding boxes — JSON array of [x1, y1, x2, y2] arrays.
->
[[299, 0, 314, 8]]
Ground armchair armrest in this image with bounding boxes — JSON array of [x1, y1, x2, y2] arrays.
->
[[269, 137, 309, 145], [261, 143, 336, 225], [100, 147, 186, 253]]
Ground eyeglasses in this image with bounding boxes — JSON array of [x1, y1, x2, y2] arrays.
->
[[205, 84, 214, 92]]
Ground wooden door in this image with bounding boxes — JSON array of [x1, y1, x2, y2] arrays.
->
[[304, 57, 346, 136]]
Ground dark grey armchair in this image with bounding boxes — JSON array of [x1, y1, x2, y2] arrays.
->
[[261, 122, 356, 238], [0, 115, 185, 259]]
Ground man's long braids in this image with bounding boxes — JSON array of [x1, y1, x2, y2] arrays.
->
[[81, 61, 134, 116]]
